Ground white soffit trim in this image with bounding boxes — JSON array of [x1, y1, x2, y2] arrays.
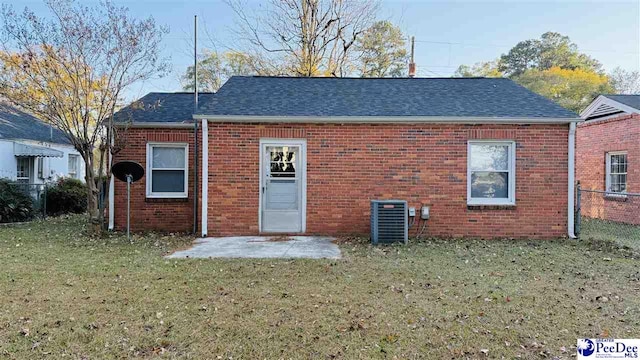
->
[[580, 95, 640, 119], [194, 115, 582, 124], [115, 122, 195, 129]]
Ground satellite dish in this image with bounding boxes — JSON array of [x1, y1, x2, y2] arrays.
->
[[111, 161, 144, 241], [111, 161, 144, 183]]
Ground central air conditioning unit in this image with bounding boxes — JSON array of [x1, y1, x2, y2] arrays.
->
[[370, 200, 408, 244]]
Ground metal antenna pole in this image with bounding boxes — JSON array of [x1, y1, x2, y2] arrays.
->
[[193, 14, 199, 235], [194, 15, 198, 112], [127, 174, 131, 241]]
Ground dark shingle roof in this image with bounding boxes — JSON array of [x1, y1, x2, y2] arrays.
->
[[603, 94, 640, 111], [0, 103, 69, 144], [114, 92, 215, 123], [196, 76, 578, 118]]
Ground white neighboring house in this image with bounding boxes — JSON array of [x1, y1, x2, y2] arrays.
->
[[0, 103, 85, 184]]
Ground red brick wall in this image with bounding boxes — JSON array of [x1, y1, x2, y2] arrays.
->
[[113, 127, 201, 233], [576, 114, 640, 224], [207, 123, 569, 239]]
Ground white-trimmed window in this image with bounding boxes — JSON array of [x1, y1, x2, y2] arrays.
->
[[16, 157, 31, 183], [146, 143, 189, 198], [606, 152, 627, 193], [467, 141, 516, 206], [68, 154, 80, 179]]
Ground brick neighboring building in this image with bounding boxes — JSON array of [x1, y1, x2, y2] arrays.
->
[[110, 77, 581, 239], [577, 95, 640, 225]]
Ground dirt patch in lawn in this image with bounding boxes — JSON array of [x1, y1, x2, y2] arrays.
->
[[257, 235, 292, 242], [265, 235, 293, 242]]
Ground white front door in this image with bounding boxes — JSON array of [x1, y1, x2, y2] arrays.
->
[[260, 140, 306, 233]]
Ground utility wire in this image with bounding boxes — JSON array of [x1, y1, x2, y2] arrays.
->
[[408, 38, 639, 55]]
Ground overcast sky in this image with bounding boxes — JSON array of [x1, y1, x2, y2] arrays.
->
[[5, 0, 640, 102]]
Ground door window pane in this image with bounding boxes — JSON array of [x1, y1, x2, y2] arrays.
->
[[268, 146, 297, 178]]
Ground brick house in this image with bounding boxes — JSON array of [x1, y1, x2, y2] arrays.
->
[[577, 94, 640, 224], [109, 76, 580, 239]]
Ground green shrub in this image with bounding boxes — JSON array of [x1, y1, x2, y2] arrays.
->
[[0, 179, 34, 223], [46, 178, 87, 216]]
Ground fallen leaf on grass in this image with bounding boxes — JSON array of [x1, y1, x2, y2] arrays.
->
[[384, 334, 399, 343]]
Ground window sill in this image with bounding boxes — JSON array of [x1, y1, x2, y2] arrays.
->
[[146, 197, 188, 203], [604, 194, 628, 202], [467, 199, 515, 207], [467, 204, 516, 210]]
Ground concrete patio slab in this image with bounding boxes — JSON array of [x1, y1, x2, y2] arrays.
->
[[166, 236, 341, 259]]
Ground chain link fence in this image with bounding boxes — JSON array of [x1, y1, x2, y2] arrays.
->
[[576, 184, 640, 252]]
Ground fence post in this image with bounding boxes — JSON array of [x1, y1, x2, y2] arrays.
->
[[43, 184, 47, 220], [575, 181, 581, 238]]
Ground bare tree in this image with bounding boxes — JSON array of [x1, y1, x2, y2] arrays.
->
[[0, 0, 169, 233], [226, 0, 378, 77], [609, 67, 640, 94]]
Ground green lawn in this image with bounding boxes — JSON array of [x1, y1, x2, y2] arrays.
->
[[0, 216, 639, 359]]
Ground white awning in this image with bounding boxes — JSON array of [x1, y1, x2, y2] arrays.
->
[[14, 142, 64, 158]]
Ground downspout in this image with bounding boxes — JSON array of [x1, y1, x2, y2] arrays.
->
[[193, 118, 198, 235], [567, 121, 576, 238], [201, 118, 208, 237], [108, 135, 115, 230]]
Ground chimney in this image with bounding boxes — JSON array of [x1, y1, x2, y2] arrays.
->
[[408, 36, 416, 78]]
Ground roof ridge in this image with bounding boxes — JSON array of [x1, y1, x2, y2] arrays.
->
[[143, 91, 216, 95], [230, 75, 503, 80]]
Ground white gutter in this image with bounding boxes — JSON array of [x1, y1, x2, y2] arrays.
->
[[200, 118, 208, 237], [567, 122, 576, 238], [194, 114, 583, 124]]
